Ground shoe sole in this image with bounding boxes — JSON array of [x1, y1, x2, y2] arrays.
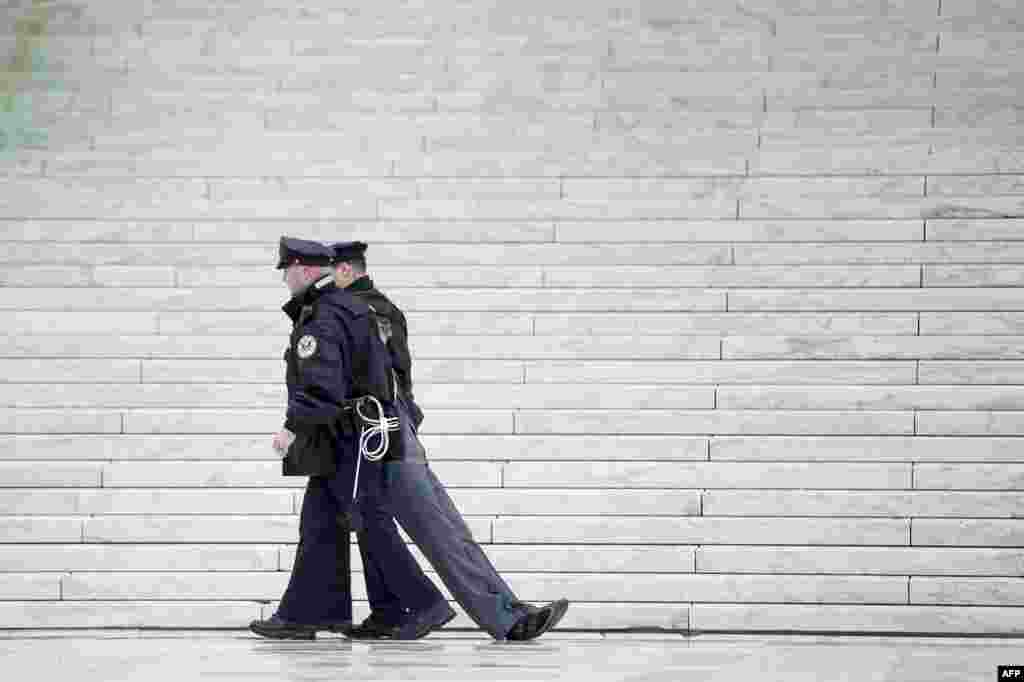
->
[[325, 624, 353, 637], [539, 599, 569, 635], [346, 628, 394, 640], [249, 625, 316, 640], [249, 623, 350, 640]]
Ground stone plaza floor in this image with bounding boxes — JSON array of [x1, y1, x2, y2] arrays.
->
[[0, 630, 1020, 681]]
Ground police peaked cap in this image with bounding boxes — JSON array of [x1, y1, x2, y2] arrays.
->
[[276, 236, 336, 269], [330, 241, 369, 262]]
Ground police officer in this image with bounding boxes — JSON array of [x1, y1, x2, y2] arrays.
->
[[248, 237, 452, 640], [331, 241, 570, 641]]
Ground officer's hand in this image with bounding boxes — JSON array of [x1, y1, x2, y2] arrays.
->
[[271, 429, 295, 457]]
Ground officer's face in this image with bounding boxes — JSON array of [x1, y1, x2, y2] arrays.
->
[[333, 263, 355, 289], [283, 264, 309, 294]]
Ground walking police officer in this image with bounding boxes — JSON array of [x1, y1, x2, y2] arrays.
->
[[248, 237, 452, 640], [331, 241, 570, 641]]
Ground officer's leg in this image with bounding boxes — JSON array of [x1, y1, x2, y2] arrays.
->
[[352, 459, 446, 630], [276, 475, 352, 626], [388, 459, 528, 640], [355, 504, 402, 624]]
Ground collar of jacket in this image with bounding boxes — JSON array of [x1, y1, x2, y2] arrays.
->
[[345, 275, 375, 293], [281, 274, 336, 322]]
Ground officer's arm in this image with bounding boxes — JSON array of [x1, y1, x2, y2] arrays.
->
[[390, 308, 424, 429], [391, 308, 414, 396], [284, 319, 349, 432]]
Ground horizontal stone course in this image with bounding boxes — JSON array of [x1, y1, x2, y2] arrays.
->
[[1, 0, 1022, 635]]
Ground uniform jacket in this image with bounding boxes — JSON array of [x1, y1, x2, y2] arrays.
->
[[280, 275, 392, 476], [345, 276, 425, 429]]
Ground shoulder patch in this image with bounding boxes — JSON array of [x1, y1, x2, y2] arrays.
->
[[296, 335, 318, 359]]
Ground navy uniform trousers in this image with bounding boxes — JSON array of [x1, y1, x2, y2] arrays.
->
[[276, 443, 445, 625], [359, 396, 530, 639]]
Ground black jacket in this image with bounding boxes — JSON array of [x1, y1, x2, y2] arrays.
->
[[345, 276, 424, 428]]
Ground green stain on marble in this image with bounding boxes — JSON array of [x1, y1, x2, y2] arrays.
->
[[1, 2, 58, 154]]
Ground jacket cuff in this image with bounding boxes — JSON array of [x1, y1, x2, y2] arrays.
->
[[285, 410, 344, 435]]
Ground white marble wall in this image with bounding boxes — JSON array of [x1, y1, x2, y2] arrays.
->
[[1, 0, 1022, 633]]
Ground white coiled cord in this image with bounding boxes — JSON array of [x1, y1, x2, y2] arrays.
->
[[356, 395, 401, 463], [349, 394, 401, 507]]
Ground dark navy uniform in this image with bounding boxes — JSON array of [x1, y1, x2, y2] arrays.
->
[[250, 237, 446, 639], [332, 242, 569, 640]]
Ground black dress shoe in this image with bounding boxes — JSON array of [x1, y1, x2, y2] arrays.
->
[[427, 601, 458, 631], [249, 613, 352, 640], [393, 600, 457, 640], [347, 612, 402, 640], [352, 601, 457, 641], [505, 599, 570, 642]]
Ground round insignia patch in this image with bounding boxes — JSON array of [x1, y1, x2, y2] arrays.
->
[[296, 335, 318, 359]]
